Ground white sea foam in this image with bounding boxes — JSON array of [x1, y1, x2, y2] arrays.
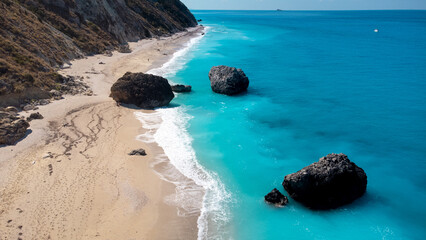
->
[[135, 27, 232, 240], [147, 27, 209, 80]]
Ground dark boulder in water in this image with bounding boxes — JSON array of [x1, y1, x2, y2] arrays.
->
[[208, 65, 249, 95], [171, 84, 192, 93], [110, 72, 174, 109], [265, 188, 288, 207], [283, 153, 367, 209]]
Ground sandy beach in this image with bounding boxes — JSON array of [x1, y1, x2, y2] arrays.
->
[[0, 26, 203, 239]]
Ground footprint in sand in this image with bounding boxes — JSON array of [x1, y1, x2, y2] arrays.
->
[[48, 164, 53, 176]]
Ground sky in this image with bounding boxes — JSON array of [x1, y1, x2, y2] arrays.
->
[[181, 0, 426, 10]]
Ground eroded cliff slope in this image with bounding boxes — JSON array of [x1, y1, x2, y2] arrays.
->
[[0, 0, 197, 106]]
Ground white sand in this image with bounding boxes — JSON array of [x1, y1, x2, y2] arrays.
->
[[0, 26, 203, 239]]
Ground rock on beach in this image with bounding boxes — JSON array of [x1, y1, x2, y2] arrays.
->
[[0, 110, 30, 145], [110, 72, 174, 109]]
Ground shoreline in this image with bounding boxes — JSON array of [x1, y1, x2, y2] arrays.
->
[[145, 27, 232, 239], [0, 26, 203, 239]]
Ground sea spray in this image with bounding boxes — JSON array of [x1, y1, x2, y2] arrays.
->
[[135, 27, 232, 240]]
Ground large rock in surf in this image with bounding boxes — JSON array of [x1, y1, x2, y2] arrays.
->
[[110, 72, 174, 109], [283, 153, 367, 209], [0, 111, 30, 145], [265, 188, 288, 207], [208, 66, 249, 95]]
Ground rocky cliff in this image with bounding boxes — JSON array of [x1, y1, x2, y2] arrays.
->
[[0, 0, 197, 106]]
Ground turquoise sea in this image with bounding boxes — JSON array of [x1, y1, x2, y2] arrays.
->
[[141, 11, 426, 239]]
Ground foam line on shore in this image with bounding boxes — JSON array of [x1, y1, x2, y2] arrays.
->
[[135, 27, 232, 240], [147, 28, 206, 81]]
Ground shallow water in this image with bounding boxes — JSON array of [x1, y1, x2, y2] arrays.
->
[[144, 10, 426, 239]]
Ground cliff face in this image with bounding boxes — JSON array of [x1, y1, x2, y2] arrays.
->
[[0, 0, 197, 106], [36, 0, 197, 43]]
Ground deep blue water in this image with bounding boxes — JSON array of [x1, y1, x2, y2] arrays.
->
[[160, 11, 426, 239]]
